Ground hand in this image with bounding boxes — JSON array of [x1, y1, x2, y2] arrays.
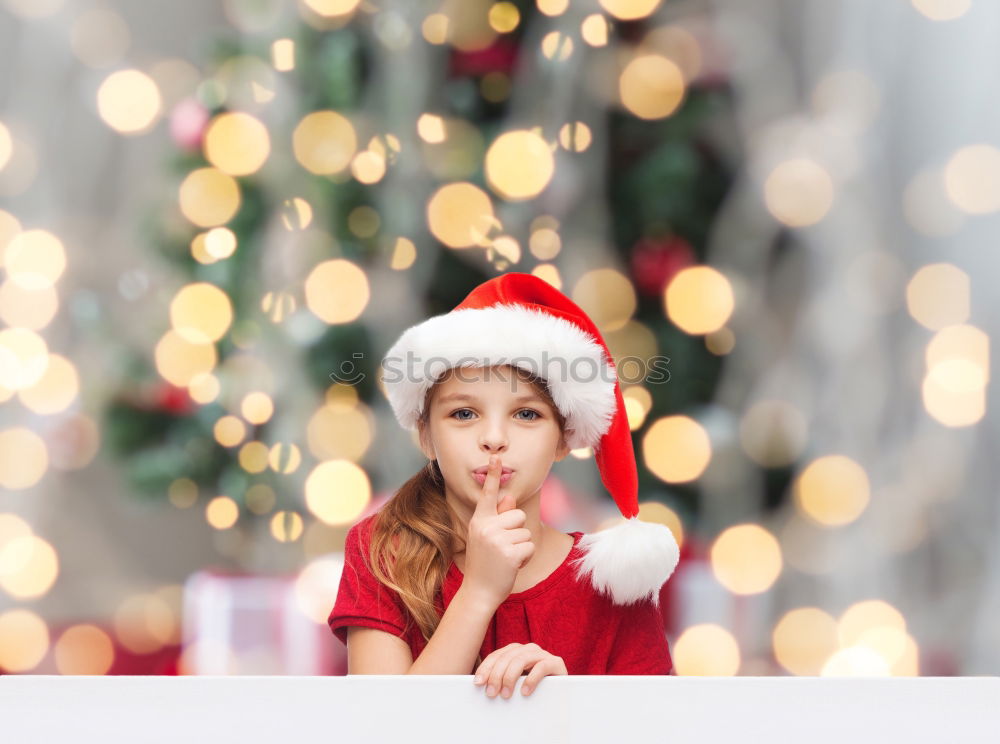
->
[[462, 454, 535, 609], [472, 642, 567, 698]]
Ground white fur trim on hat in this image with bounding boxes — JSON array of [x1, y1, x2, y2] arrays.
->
[[381, 303, 617, 450], [571, 517, 680, 605]]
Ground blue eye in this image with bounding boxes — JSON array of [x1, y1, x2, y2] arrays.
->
[[448, 408, 541, 421]]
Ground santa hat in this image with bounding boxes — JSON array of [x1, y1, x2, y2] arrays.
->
[[381, 272, 679, 606]]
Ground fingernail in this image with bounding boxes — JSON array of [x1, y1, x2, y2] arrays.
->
[[501, 687, 510, 698], [486, 686, 496, 696], [473, 675, 483, 684], [522, 686, 531, 696]]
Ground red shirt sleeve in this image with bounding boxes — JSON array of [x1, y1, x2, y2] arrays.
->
[[605, 597, 674, 675], [328, 517, 412, 647]]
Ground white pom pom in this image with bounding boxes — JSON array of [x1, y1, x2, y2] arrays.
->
[[571, 517, 680, 606]]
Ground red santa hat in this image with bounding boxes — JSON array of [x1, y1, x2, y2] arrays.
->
[[381, 272, 679, 606]]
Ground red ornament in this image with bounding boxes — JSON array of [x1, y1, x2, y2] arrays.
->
[[630, 234, 695, 297], [155, 383, 195, 415], [449, 38, 519, 78]]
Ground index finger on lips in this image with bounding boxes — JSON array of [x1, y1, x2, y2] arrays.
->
[[474, 454, 501, 516]]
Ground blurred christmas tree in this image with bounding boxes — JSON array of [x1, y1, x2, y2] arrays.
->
[[102, 0, 749, 535]]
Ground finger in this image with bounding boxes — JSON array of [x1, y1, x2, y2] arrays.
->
[[486, 645, 521, 698], [500, 652, 536, 698], [474, 454, 502, 517], [495, 508, 526, 529], [512, 540, 535, 569], [473, 653, 498, 687], [521, 658, 558, 696], [505, 527, 532, 544]]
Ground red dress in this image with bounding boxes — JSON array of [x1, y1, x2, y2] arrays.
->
[[328, 513, 673, 675]]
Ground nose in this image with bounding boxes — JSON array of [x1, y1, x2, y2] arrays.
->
[[478, 418, 509, 454]]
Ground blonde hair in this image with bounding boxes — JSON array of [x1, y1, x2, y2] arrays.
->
[[364, 365, 568, 645]]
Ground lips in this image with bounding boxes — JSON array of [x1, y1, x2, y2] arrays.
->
[[473, 465, 514, 475]]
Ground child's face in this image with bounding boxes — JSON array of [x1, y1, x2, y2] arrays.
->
[[419, 365, 570, 511]]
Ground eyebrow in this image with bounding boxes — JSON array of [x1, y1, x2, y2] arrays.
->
[[436, 393, 544, 406]]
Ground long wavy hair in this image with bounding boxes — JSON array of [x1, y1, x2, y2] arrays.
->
[[364, 365, 568, 647]]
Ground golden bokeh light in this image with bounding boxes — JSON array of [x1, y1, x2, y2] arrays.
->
[[178, 167, 241, 227], [347, 205, 380, 238], [305, 459, 371, 525], [528, 227, 560, 260], [905, 263, 969, 330], [4, 229, 67, 290], [664, 266, 734, 335], [270, 510, 304, 542], [772, 607, 840, 676], [238, 441, 270, 473], [304, 258, 370, 323], [261, 291, 296, 323], [272, 38, 295, 71], [188, 372, 221, 404], [572, 269, 636, 333], [943, 144, 1000, 214], [213, 415, 246, 447], [541, 31, 573, 61], [54, 624, 115, 675], [246, 484, 276, 515], [203, 112, 271, 176], [489, 2, 520, 32], [293, 110, 358, 174], [280, 198, 313, 230], [0, 281, 59, 330], [390, 237, 417, 269], [114, 593, 176, 654], [923, 324, 988, 427], [206, 495, 239, 529], [537, 0, 569, 15], [838, 599, 906, 647], [623, 385, 653, 430], [821, 646, 890, 676], [911, 0, 971, 22], [0, 513, 32, 547], [294, 556, 344, 623], [600, 0, 663, 20], [764, 158, 834, 226], [641, 415, 711, 483], [484, 130, 555, 201], [427, 182, 497, 248], [558, 121, 592, 152], [417, 113, 446, 143], [637, 501, 684, 551], [490, 235, 520, 265], [794, 455, 870, 526], [0, 534, 59, 598], [170, 282, 233, 343], [269, 442, 302, 474], [0, 120, 11, 169], [0, 327, 50, 390], [619, 54, 685, 120], [673, 624, 740, 676], [710, 523, 782, 595], [581, 14, 610, 47], [154, 330, 217, 387], [96, 69, 162, 134], [17, 353, 79, 415], [351, 150, 386, 184], [0, 609, 49, 672], [0, 427, 49, 490], [168, 478, 198, 509], [241, 391, 274, 425], [307, 400, 373, 462], [302, 0, 362, 17]]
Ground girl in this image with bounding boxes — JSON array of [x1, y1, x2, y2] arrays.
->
[[328, 272, 680, 697]]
